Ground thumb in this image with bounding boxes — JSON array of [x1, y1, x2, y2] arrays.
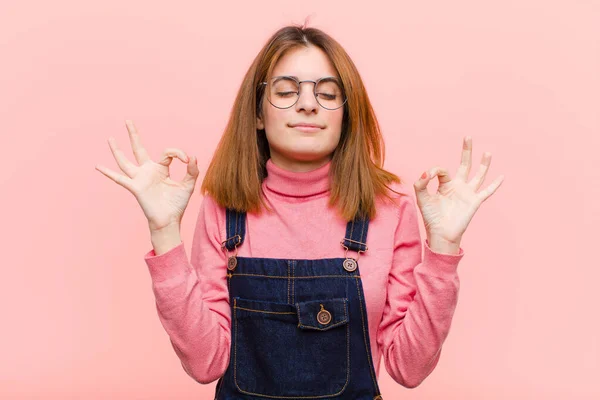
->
[[413, 170, 433, 203]]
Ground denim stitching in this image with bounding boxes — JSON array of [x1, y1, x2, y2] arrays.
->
[[225, 209, 229, 249], [226, 273, 231, 297], [238, 212, 242, 245], [355, 276, 379, 392], [235, 306, 295, 315], [359, 219, 366, 251], [229, 210, 233, 248], [348, 219, 355, 249], [233, 298, 238, 391], [231, 211, 235, 248], [235, 211, 239, 246], [292, 260, 296, 304], [297, 320, 348, 331], [346, 294, 351, 396], [287, 260, 291, 304]]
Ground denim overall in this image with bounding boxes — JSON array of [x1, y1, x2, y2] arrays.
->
[[214, 208, 384, 400]]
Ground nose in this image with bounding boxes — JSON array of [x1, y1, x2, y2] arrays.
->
[[294, 81, 319, 113]]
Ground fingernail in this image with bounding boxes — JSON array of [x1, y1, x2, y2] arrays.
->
[[421, 171, 428, 179]]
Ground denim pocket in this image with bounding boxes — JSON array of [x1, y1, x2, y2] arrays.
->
[[233, 297, 349, 398]]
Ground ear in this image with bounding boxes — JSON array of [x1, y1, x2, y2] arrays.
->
[[256, 112, 265, 130]]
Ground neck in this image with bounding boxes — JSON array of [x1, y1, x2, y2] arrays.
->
[[268, 154, 332, 173], [263, 157, 332, 198]]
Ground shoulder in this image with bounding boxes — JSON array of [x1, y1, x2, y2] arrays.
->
[[199, 192, 222, 213], [195, 193, 227, 242], [378, 180, 418, 220], [197, 193, 222, 222]]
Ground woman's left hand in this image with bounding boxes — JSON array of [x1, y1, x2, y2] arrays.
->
[[413, 136, 505, 249]]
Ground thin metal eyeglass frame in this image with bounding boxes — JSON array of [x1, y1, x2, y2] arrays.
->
[[260, 76, 348, 110]]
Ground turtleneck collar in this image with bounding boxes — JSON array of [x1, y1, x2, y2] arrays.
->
[[263, 158, 332, 198]]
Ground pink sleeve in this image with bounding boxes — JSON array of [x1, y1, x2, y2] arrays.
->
[[376, 193, 465, 388], [143, 195, 230, 384]]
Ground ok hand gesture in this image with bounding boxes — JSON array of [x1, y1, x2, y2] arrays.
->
[[413, 136, 504, 248], [95, 120, 199, 232]]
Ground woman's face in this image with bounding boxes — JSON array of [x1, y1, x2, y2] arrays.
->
[[257, 44, 344, 172]]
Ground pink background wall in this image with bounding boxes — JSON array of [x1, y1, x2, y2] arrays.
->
[[1, 0, 598, 398]]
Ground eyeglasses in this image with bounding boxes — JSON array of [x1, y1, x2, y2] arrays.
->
[[261, 76, 347, 110]]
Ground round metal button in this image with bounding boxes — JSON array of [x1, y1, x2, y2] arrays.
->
[[227, 256, 237, 271], [317, 304, 332, 325], [343, 258, 357, 272]]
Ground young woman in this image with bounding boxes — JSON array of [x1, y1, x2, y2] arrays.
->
[[96, 24, 503, 399]]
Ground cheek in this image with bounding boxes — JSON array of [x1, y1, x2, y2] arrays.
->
[[263, 109, 288, 129], [329, 111, 344, 131]]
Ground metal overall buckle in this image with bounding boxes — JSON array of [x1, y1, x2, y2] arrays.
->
[[221, 234, 242, 271], [340, 238, 368, 272]]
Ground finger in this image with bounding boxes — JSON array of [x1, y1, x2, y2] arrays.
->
[[158, 148, 189, 167], [107, 137, 137, 178], [468, 152, 492, 191], [125, 120, 151, 165], [428, 166, 452, 185], [182, 155, 200, 187], [476, 174, 505, 203], [455, 136, 472, 181], [95, 164, 134, 192]]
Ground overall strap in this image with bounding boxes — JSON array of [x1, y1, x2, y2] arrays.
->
[[341, 215, 370, 252], [223, 208, 246, 251]]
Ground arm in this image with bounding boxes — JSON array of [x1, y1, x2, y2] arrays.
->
[[376, 193, 465, 388], [143, 195, 230, 384]]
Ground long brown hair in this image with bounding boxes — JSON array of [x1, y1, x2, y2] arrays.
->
[[200, 23, 405, 221]]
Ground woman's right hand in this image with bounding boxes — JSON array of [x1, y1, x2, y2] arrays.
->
[[95, 120, 200, 232]]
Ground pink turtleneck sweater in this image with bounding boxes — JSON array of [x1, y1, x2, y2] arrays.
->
[[144, 158, 465, 389]]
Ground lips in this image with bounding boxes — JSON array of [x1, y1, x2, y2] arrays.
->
[[289, 123, 324, 129]]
